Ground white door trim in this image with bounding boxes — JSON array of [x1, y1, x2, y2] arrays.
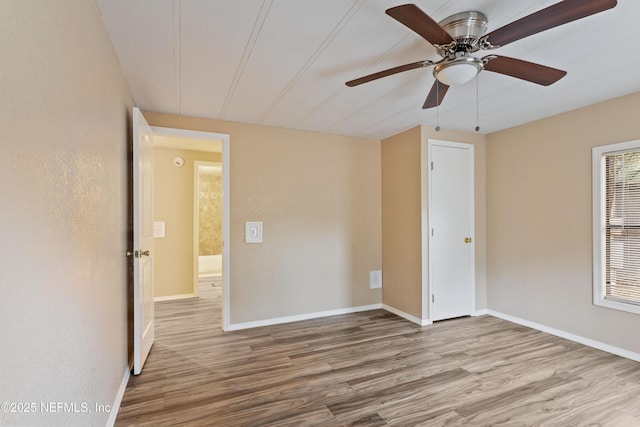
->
[[420, 139, 430, 322], [151, 126, 231, 331], [426, 138, 475, 322]]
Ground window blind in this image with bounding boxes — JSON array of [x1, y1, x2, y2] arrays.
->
[[604, 151, 640, 305]]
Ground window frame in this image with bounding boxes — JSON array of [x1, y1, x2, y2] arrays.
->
[[593, 139, 640, 315]]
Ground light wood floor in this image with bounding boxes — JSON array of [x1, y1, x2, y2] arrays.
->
[[116, 281, 640, 426]]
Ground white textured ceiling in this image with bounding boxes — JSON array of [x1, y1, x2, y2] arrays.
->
[[96, 0, 640, 139]]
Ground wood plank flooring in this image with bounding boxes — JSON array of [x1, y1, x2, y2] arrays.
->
[[115, 281, 640, 426]]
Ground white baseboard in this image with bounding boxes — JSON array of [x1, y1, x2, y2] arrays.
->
[[382, 304, 432, 326], [472, 308, 488, 316], [487, 310, 640, 362], [226, 303, 383, 331], [154, 293, 197, 302], [106, 367, 130, 427]]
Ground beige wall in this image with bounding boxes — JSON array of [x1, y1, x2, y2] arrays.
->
[[153, 148, 221, 298], [0, 1, 133, 425], [487, 92, 640, 354], [143, 112, 382, 324], [381, 126, 486, 320], [381, 127, 423, 317]]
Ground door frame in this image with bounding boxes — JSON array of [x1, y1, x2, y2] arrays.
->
[[425, 138, 475, 322], [151, 126, 231, 331]]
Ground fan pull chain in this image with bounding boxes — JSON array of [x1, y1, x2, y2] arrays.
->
[[475, 75, 480, 132], [435, 81, 441, 132]]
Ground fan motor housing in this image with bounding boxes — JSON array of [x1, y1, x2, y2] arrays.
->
[[439, 11, 488, 49]]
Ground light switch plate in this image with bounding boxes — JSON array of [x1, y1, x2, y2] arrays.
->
[[153, 221, 166, 238], [245, 221, 263, 243]]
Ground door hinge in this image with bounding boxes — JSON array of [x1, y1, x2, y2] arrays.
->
[[432, 294, 435, 303], [431, 161, 434, 171], [431, 228, 434, 237]]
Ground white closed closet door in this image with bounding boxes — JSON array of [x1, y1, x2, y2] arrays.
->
[[429, 140, 474, 321]]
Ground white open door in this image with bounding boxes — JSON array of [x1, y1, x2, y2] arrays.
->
[[429, 140, 475, 321], [132, 107, 154, 375]]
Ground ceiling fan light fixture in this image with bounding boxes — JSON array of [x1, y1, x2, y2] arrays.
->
[[434, 57, 483, 86], [348, 1, 615, 108]]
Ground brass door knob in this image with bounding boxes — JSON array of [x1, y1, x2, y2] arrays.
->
[[464, 237, 472, 244]]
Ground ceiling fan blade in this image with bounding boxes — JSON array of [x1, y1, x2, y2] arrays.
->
[[346, 60, 430, 87], [483, 0, 617, 47], [386, 4, 455, 46], [483, 56, 567, 86], [423, 80, 449, 109]]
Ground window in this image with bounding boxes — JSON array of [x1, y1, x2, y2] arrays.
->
[[593, 140, 640, 315]]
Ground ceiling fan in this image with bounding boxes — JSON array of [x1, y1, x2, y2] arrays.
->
[[346, 0, 617, 109]]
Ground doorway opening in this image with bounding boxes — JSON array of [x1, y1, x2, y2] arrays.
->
[[194, 161, 223, 290], [151, 126, 230, 331]]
